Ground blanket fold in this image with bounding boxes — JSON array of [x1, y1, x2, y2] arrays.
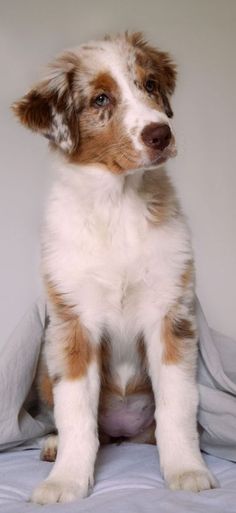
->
[[1, 297, 235, 460]]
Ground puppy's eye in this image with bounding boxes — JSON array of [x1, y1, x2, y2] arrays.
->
[[94, 94, 110, 107], [145, 79, 156, 94]]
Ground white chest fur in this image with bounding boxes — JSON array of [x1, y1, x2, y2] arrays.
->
[[43, 163, 192, 353]]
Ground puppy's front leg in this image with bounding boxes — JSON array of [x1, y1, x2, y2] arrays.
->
[[32, 317, 100, 504], [145, 303, 217, 492]]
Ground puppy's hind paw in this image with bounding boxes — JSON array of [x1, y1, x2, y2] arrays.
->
[[40, 434, 58, 462]]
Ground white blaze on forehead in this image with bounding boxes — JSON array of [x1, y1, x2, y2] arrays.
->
[[82, 39, 170, 151]]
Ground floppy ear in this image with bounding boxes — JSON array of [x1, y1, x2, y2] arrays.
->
[[12, 51, 80, 153]]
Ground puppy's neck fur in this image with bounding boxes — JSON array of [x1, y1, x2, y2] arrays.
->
[[56, 161, 147, 205]]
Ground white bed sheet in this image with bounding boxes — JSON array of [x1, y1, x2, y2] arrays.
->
[[0, 443, 236, 513]]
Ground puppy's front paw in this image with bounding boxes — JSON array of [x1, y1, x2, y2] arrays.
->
[[167, 469, 218, 492], [31, 478, 89, 504]]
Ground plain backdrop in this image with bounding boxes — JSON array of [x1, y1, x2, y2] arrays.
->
[[0, 0, 236, 342]]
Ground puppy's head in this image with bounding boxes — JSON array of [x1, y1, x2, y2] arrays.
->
[[13, 32, 177, 173]]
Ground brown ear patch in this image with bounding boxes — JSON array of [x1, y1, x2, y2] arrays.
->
[[12, 88, 79, 153], [12, 91, 52, 132], [12, 51, 80, 153]]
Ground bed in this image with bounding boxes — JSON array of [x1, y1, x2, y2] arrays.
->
[[1, 442, 236, 513], [0, 297, 236, 512]]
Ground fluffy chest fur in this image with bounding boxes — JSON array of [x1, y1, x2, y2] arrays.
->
[[43, 164, 191, 340]]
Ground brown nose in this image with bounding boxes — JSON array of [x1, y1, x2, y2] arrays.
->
[[141, 123, 171, 151]]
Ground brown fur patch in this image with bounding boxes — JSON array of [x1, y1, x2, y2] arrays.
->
[[99, 335, 154, 435], [40, 435, 58, 462], [41, 446, 57, 462], [172, 318, 195, 340], [99, 337, 122, 395], [181, 260, 195, 289], [133, 62, 166, 113], [125, 336, 152, 395], [125, 375, 153, 396], [137, 335, 148, 367], [162, 311, 196, 365], [162, 315, 183, 365], [63, 319, 94, 379], [127, 32, 176, 117], [127, 32, 177, 95], [12, 91, 52, 132], [36, 354, 54, 408], [46, 280, 77, 321], [162, 260, 196, 365], [38, 368, 54, 407], [130, 421, 156, 445], [70, 112, 140, 173], [46, 280, 95, 379], [90, 72, 119, 97], [141, 168, 179, 225], [36, 352, 62, 409]]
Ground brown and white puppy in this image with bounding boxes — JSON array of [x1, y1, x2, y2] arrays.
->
[[13, 32, 217, 504]]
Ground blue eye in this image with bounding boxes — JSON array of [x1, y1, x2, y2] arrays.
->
[[145, 79, 156, 93], [94, 94, 110, 107]]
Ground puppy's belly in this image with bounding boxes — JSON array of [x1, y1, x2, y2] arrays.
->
[[99, 392, 155, 438]]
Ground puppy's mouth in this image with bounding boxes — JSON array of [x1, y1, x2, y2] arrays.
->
[[145, 139, 177, 168], [124, 141, 177, 175]]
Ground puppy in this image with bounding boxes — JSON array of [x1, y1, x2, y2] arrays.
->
[[13, 32, 217, 504]]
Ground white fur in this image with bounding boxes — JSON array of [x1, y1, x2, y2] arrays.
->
[[42, 162, 190, 390], [43, 163, 190, 327], [105, 48, 169, 152], [51, 109, 73, 152]]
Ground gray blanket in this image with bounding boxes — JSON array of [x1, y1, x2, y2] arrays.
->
[[0, 297, 235, 460]]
